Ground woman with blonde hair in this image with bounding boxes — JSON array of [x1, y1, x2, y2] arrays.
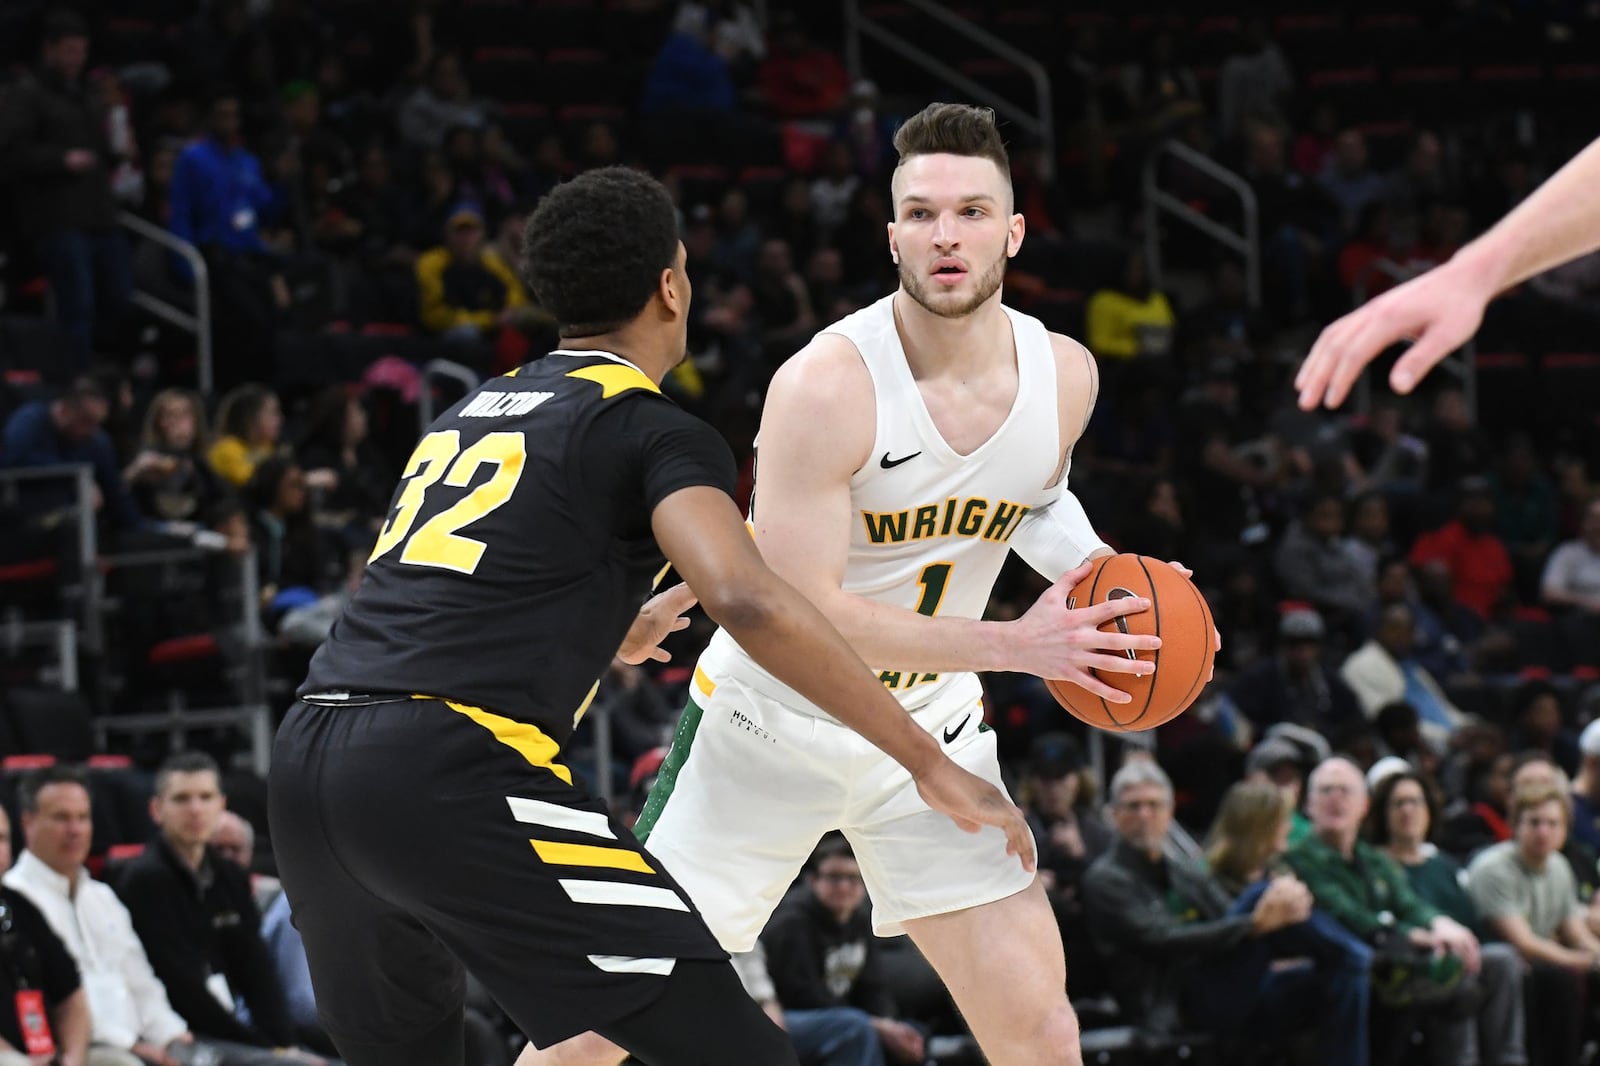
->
[[1206, 780, 1295, 898]]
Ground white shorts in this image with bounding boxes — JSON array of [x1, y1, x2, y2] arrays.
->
[[635, 664, 1036, 952]]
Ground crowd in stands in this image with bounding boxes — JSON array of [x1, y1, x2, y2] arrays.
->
[[2, 0, 1600, 1063]]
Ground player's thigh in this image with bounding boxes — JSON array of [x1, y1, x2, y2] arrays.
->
[[844, 707, 1035, 938], [593, 959, 799, 1066], [903, 880, 1077, 1063], [270, 702, 468, 1051], [637, 680, 846, 951]]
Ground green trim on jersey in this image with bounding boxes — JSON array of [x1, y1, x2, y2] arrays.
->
[[633, 695, 706, 842]]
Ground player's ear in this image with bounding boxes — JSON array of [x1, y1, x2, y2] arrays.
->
[[886, 221, 898, 265], [1007, 211, 1025, 259]]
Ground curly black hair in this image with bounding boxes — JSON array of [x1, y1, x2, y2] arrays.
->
[[521, 167, 680, 338]]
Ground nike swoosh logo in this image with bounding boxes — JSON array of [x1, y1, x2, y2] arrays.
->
[[942, 713, 971, 744], [880, 451, 921, 469]]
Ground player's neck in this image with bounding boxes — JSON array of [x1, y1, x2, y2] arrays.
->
[[891, 290, 1011, 378], [558, 330, 675, 385]]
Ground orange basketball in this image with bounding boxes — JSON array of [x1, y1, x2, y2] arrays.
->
[[1044, 554, 1216, 733]]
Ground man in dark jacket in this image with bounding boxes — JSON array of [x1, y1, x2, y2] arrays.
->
[[1082, 759, 1370, 1066], [110, 754, 325, 1064], [0, 9, 131, 360], [761, 836, 926, 1066]]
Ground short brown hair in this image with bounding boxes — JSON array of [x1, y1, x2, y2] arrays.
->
[[892, 103, 1010, 180], [1510, 781, 1571, 827]]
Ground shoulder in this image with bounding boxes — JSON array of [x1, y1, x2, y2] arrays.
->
[[1467, 841, 1513, 875], [770, 330, 873, 405], [1048, 332, 1097, 388]]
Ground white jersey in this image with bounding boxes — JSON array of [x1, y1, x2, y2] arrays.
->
[[698, 293, 1063, 718]]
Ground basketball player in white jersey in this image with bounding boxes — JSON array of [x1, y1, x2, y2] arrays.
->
[[523, 103, 1199, 1066]]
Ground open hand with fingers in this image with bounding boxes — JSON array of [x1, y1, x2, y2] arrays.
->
[[912, 758, 1037, 873], [617, 582, 696, 664], [1006, 560, 1160, 704]]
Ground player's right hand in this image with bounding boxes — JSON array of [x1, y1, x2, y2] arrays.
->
[[913, 759, 1037, 873], [1008, 562, 1160, 703], [1295, 257, 1493, 410]]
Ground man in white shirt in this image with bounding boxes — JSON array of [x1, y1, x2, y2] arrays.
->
[[3, 766, 301, 1066]]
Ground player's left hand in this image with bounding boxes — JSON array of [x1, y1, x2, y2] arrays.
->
[[617, 582, 697, 664]]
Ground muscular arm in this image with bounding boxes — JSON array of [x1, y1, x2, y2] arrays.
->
[[750, 333, 1145, 683], [654, 484, 1031, 865], [1299, 136, 1600, 407]]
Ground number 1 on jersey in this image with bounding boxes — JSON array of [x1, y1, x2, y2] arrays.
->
[[914, 562, 953, 616]]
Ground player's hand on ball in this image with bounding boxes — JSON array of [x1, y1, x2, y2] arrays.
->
[[913, 761, 1037, 873], [1010, 562, 1160, 703], [617, 582, 697, 664], [1167, 559, 1224, 668]]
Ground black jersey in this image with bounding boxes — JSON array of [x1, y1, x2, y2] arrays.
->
[[299, 350, 736, 744]]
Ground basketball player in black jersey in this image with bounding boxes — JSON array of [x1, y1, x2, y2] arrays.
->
[[267, 167, 1034, 1066]]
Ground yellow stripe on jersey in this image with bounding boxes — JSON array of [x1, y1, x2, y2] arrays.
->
[[503, 366, 519, 377], [435, 697, 574, 784], [565, 364, 660, 398], [571, 680, 600, 728], [692, 665, 716, 699], [531, 839, 655, 873], [652, 560, 672, 590]]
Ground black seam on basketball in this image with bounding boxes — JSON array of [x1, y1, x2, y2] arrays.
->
[[1124, 556, 1160, 728], [1086, 557, 1119, 728], [1169, 576, 1212, 719]]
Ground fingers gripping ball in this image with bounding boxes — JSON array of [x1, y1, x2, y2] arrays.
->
[[1045, 554, 1216, 733]]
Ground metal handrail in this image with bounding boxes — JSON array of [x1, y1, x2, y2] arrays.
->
[[1349, 257, 1475, 418], [1142, 139, 1261, 307], [118, 211, 214, 395], [842, 0, 1055, 177], [417, 358, 481, 434], [0, 463, 102, 654]]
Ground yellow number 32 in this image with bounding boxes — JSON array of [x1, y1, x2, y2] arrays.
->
[[368, 430, 527, 575]]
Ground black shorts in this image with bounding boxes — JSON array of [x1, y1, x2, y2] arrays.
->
[[269, 697, 726, 1051]]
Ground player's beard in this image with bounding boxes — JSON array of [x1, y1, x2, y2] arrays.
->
[[898, 245, 1007, 319]]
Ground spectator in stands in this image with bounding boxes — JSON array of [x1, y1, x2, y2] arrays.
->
[[0, 806, 98, 1066], [1318, 129, 1385, 235], [761, 836, 926, 1066], [167, 87, 292, 380], [1205, 779, 1297, 898], [1243, 731, 1320, 848], [245, 455, 329, 619], [1285, 757, 1502, 1066], [809, 141, 860, 237], [1508, 683, 1581, 778], [1572, 722, 1600, 859], [294, 386, 390, 533], [396, 51, 489, 152], [750, 237, 816, 360], [641, 12, 735, 116], [111, 755, 321, 1063], [1410, 478, 1514, 621], [1274, 493, 1375, 637], [709, 187, 762, 285], [1228, 608, 1364, 737], [1, 377, 144, 530], [1369, 769, 1529, 1066], [1468, 781, 1600, 1066], [209, 811, 279, 913], [1239, 120, 1334, 321], [756, 12, 850, 121], [0, 8, 132, 361], [1492, 435, 1559, 603], [206, 385, 283, 490], [1340, 604, 1464, 746], [1084, 248, 1176, 362], [1216, 18, 1294, 143], [125, 389, 225, 529], [1422, 388, 1494, 498], [4, 766, 292, 1066], [1342, 493, 1396, 589], [1383, 130, 1451, 217], [1541, 497, 1600, 668], [1019, 733, 1111, 999], [415, 202, 528, 344], [1082, 761, 1370, 1063]]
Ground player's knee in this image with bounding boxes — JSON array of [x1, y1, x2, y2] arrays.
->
[[514, 1031, 628, 1066], [1035, 1001, 1082, 1065]]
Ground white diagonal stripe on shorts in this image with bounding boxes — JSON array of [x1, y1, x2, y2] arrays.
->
[[588, 955, 678, 976], [559, 880, 689, 911], [506, 797, 614, 838]]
